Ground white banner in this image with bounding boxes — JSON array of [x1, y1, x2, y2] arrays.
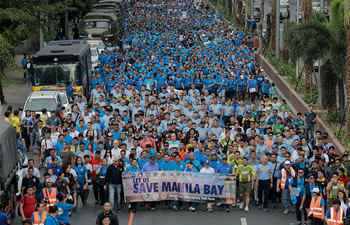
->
[[122, 171, 236, 202]]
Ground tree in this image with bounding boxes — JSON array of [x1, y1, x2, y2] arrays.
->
[[270, 0, 276, 51], [0, 34, 13, 104], [287, 14, 332, 94], [345, 0, 350, 135]]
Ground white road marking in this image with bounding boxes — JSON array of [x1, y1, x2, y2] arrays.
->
[[241, 217, 247, 225]]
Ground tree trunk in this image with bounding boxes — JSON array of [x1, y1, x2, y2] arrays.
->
[[345, 26, 350, 136], [320, 60, 337, 109], [0, 68, 6, 105], [304, 63, 313, 92], [270, 0, 276, 51], [345, 0, 350, 136], [303, 0, 312, 23]]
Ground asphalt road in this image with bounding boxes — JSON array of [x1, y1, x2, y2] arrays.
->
[[70, 201, 297, 225]]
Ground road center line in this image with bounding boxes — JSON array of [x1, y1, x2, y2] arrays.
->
[[241, 217, 247, 225]]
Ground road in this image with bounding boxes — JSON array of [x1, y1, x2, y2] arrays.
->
[[70, 200, 296, 225]]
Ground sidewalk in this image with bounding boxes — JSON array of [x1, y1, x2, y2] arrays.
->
[[1, 67, 31, 113]]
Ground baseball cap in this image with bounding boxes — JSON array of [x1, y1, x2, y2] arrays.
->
[[312, 187, 320, 193], [284, 160, 291, 165], [46, 178, 53, 183]]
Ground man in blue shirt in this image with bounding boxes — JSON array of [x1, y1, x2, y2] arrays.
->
[[142, 156, 159, 172], [0, 206, 9, 225], [56, 194, 74, 225], [255, 155, 273, 210], [44, 206, 60, 225], [216, 157, 233, 175]]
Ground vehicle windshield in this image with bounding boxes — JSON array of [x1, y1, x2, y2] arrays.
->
[[58, 93, 68, 105], [25, 98, 58, 112], [84, 21, 110, 29], [33, 64, 81, 86]]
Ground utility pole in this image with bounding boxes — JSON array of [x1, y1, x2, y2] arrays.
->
[[275, 0, 280, 57]]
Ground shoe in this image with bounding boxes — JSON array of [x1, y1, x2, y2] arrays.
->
[[172, 205, 178, 211], [283, 209, 289, 214], [258, 205, 263, 209], [151, 207, 156, 211], [239, 202, 244, 209], [189, 206, 196, 212], [263, 208, 269, 212], [244, 206, 249, 212], [207, 208, 214, 213], [226, 208, 230, 213]]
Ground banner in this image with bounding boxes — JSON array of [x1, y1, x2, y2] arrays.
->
[[122, 171, 236, 202]]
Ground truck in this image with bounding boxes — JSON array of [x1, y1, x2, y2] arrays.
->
[[0, 121, 19, 217]]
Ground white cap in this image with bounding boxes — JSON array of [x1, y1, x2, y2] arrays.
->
[[312, 187, 320, 193], [284, 160, 291, 165]]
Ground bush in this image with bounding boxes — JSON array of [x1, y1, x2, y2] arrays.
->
[[303, 89, 319, 105], [265, 51, 297, 83]]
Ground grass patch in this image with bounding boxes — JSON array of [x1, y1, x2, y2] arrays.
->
[[264, 51, 298, 87]]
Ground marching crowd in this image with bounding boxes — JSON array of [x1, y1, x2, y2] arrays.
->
[[1, 0, 350, 225]]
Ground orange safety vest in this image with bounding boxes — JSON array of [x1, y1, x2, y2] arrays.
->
[[33, 211, 47, 225], [42, 187, 57, 206], [280, 167, 295, 190], [327, 207, 344, 225], [308, 196, 324, 220]]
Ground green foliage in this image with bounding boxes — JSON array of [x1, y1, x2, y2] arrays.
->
[[265, 51, 297, 84], [303, 88, 319, 104], [0, 34, 14, 74], [327, 0, 346, 77], [326, 111, 341, 124], [287, 15, 332, 65]]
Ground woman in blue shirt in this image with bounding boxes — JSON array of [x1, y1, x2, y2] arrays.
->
[[289, 169, 307, 225], [74, 157, 88, 206]]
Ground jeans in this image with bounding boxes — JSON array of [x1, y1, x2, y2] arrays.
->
[[295, 199, 307, 222], [257, 180, 270, 208], [310, 218, 323, 225], [109, 184, 122, 210], [281, 189, 290, 209]]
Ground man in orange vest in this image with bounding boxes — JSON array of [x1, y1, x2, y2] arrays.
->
[[42, 178, 58, 207], [308, 187, 324, 225], [326, 199, 344, 225], [277, 160, 295, 215], [31, 202, 47, 225]]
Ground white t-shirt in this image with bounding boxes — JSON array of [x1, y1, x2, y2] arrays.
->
[[200, 166, 215, 174]]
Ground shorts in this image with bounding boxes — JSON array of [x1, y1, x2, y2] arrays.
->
[[239, 182, 252, 194], [128, 202, 137, 213]]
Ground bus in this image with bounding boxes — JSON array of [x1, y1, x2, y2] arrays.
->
[[32, 40, 92, 97], [81, 11, 122, 47]]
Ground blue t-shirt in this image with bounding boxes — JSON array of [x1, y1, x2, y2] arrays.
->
[[0, 212, 8, 225], [255, 163, 272, 180], [56, 202, 74, 224]]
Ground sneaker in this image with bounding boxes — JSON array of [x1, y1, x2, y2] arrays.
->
[[258, 205, 263, 209], [239, 202, 244, 209], [151, 207, 156, 211], [172, 205, 178, 211], [244, 206, 249, 212], [226, 208, 230, 213], [263, 208, 269, 212], [283, 209, 289, 214], [207, 208, 214, 213], [189, 206, 196, 212]]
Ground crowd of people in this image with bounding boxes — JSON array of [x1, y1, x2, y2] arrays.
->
[[1, 0, 350, 225]]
